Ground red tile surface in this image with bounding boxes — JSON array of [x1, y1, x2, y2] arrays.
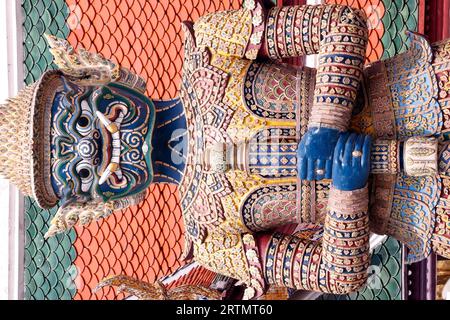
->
[[74, 184, 185, 299], [65, 0, 242, 99]]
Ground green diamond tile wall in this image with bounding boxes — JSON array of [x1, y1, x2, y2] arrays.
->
[[22, 0, 75, 300], [381, 0, 419, 59]]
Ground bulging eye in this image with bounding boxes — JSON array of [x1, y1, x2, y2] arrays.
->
[[78, 115, 90, 128], [79, 168, 91, 179], [77, 100, 94, 136], [76, 162, 94, 193]]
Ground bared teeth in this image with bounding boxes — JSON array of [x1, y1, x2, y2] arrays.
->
[[112, 139, 120, 148], [81, 100, 90, 111], [111, 156, 120, 163], [115, 112, 124, 126], [99, 167, 112, 185], [96, 111, 119, 134], [96, 111, 112, 126], [99, 162, 120, 185], [112, 148, 120, 157], [96, 110, 125, 186]]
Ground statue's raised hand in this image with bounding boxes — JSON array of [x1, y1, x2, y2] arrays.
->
[[298, 127, 340, 180], [332, 132, 371, 191]]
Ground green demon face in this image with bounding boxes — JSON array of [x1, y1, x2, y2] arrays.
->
[[50, 75, 154, 204]]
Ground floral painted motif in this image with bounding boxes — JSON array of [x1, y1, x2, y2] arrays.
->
[[241, 184, 298, 232]]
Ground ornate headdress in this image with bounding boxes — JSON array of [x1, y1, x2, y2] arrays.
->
[[0, 70, 62, 208], [0, 35, 148, 227]]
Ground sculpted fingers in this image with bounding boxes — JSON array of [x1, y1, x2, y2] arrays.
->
[[343, 133, 357, 166], [334, 132, 349, 166], [352, 134, 365, 168], [325, 160, 332, 179], [307, 158, 315, 180], [361, 135, 372, 169], [316, 159, 326, 180]]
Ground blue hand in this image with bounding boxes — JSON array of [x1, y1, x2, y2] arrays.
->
[[298, 127, 340, 180], [332, 132, 371, 191]]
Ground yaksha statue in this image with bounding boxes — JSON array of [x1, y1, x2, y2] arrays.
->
[[2, 0, 450, 299]]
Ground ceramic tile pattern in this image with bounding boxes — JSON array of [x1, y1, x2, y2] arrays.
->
[[22, 0, 417, 300], [22, 0, 75, 300]]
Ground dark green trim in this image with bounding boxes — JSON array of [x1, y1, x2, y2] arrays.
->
[[23, 0, 77, 300]]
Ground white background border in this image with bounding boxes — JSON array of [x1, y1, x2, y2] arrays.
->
[[0, 0, 24, 300]]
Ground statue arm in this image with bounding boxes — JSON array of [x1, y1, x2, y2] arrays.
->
[[186, 134, 371, 297], [194, 3, 368, 180], [258, 133, 371, 294], [321, 184, 370, 292], [273, 5, 368, 180], [259, 185, 369, 294]]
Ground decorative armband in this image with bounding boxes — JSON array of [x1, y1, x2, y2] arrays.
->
[[327, 185, 369, 214], [403, 136, 438, 177], [371, 139, 400, 174], [307, 103, 354, 132], [370, 137, 438, 176]]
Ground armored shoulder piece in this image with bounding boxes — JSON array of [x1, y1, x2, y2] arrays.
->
[[193, 0, 265, 60]]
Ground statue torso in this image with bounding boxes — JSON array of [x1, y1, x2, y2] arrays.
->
[[175, 19, 450, 275], [177, 26, 334, 274]]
